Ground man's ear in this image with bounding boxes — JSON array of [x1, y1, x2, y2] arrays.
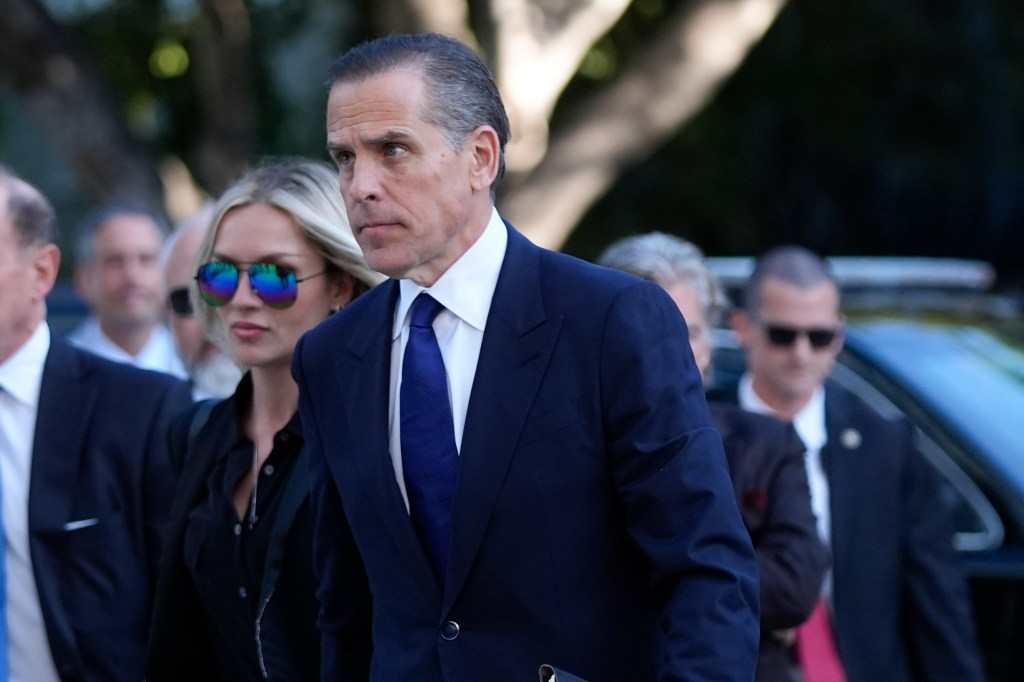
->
[[31, 243, 61, 304], [465, 125, 500, 192]]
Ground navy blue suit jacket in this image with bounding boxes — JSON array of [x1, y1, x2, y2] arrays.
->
[[29, 336, 191, 681], [821, 384, 984, 681], [293, 226, 759, 681]]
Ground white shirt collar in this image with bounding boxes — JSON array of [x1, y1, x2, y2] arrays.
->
[[68, 317, 186, 378], [791, 386, 827, 451], [0, 322, 50, 409], [393, 207, 507, 337]]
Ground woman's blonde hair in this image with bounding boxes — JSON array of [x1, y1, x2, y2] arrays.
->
[[192, 159, 385, 344]]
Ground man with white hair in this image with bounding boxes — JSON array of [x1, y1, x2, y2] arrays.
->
[[162, 205, 242, 400]]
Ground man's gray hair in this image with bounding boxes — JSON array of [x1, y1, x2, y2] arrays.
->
[[598, 231, 730, 324]]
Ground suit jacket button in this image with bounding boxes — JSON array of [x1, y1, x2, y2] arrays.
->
[[440, 621, 460, 640]]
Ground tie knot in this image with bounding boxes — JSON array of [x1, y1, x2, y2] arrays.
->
[[409, 293, 445, 328]]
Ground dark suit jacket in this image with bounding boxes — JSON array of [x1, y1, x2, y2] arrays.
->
[[30, 335, 191, 681], [293, 226, 760, 682], [709, 402, 829, 682], [147, 390, 319, 682], [821, 384, 984, 681]]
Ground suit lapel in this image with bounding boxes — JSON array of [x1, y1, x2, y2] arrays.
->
[[28, 339, 95, 666], [30, 339, 95, 536], [824, 386, 858, 579], [443, 229, 563, 607], [336, 282, 442, 598]]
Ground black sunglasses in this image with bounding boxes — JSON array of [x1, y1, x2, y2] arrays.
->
[[762, 323, 841, 349], [195, 261, 326, 309], [168, 287, 192, 317]]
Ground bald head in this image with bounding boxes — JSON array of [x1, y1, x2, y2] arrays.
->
[[0, 165, 58, 249], [0, 166, 61, 363], [161, 204, 216, 368], [164, 204, 214, 290]]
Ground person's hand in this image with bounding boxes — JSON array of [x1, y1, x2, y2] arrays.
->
[[772, 628, 797, 646]]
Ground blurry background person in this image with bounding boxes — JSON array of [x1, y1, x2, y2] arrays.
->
[[599, 232, 829, 682], [163, 203, 243, 399], [0, 165, 191, 681], [730, 245, 984, 682], [70, 201, 187, 379], [147, 161, 384, 682]]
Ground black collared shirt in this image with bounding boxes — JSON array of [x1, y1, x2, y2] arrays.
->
[[183, 374, 303, 681]]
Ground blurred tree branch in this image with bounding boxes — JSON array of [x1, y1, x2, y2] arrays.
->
[[187, 0, 256, 195], [500, 0, 787, 248]]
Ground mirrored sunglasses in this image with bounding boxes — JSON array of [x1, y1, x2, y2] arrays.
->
[[195, 262, 326, 309], [167, 287, 193, 317], [763, 324, 840, 349]]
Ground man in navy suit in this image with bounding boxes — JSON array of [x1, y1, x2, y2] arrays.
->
[[293, 34, 759, 681], [730, 245, 984, 681], [0, 166, 191, 681]]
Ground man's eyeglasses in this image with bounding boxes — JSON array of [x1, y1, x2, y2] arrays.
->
[[167, 287, 193, 317], [195, 262, 326, 309], [761, 323, 841, 349]]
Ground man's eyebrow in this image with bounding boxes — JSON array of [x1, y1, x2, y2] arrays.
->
[[364, 130, 414, 147], [327, 129, 415, 157]]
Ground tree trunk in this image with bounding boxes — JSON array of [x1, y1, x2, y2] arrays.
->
[[186, 0, 257, 195], [499, 0, 787, 249]]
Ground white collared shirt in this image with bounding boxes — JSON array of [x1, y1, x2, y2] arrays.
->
[[388, 208, 508, 509], [738, 373, 831, 547], [0, 322, 63, 682], [68, 317, 187, 380]]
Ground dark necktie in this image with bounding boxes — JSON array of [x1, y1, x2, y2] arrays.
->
[[400, 294, 458, 582]]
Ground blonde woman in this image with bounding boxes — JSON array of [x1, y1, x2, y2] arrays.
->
[[147, 161, 384, 681]]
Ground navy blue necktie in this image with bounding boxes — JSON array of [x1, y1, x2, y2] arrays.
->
[[401, 294, 458, 582]]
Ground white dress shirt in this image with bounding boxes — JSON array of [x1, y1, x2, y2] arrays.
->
[[0, 322, 63, 682], [388, 208, 508, 509], [68, 317, 187, 379]]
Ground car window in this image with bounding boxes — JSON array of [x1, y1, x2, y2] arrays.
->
[[829, 362, 1004, 552], [843, 322, 1024, 545]]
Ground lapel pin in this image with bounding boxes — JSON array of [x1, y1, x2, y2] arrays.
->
[[840, 428, 862, 450]]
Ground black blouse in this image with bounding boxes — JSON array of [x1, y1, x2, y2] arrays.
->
[[183, 375, 304, 681]]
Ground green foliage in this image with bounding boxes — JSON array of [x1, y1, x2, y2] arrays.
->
[[51, 0, 356, 171]]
